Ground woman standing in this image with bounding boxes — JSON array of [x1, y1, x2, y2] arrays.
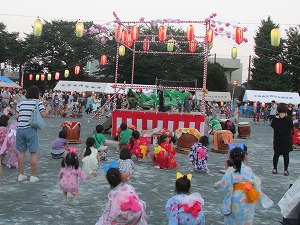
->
[[254, 101, 262, 124], [15, 86, 49, 182], [233, 103, 240, 124], [271, 103, 293, 176]]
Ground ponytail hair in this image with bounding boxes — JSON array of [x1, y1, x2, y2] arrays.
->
[[230, 147, 245, 173]]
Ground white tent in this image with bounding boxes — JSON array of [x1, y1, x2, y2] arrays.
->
[[243, 90, 300, 104], [53, 81, 107, 92], [195, 91, 231, 102]]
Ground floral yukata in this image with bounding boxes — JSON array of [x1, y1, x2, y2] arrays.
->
[[165, 193, 205, 225], [151, 141, 178, 169], [189, 143, 208, 172], [126, 137, 150, 160], [215, 164, 273, 225], [0, 123, 18, 168], [59, 167, 87, 195], [95, 183, 147, 225]]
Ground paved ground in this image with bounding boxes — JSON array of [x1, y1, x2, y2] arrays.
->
[[0, 112, 299, 225]]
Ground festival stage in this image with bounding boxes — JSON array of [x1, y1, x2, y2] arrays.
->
[[111, 110, 206, 136]]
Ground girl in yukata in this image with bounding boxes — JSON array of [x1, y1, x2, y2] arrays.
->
[[2, 122, 18, 168], [59, 152, 87, 206], [118, 147, 134, 182], [214, 147, 273, 225], [165, 172, 205, 225], [127, 130, 150, 162], [151, 134, 178, 169], [95, 168, 147, 225], [0, 115, 11, 165], [189, 136, 209, 173]]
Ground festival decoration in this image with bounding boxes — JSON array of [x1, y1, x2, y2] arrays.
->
[[186, 25, 194, 41], [189, 40, 197, 53], [271, 28, 280, 47], [74, 66, 80, 75], [121, 30, 128, 44], [167, 39, 174, 52], [64, 69, 69, 78], [126, 35, 133, 47], [33, 18, 43, 37], [55, 72, 60, 80], [206, 28, 213, 45], [115, 26, 123, 40], [47, 73, 51, 80], [86, 61, 91, 71], [75, 20, 84, 38], [231, 46, 238, 59], [130, 25, 139, 41], [235, 27, 243, 45], [158, 26, 167, 42], [143, 38, 150, 51], [29, 74, 33, 81], [35, 74, 40, 81], [100, 55, 107, 66], [119, 45, 126, 56], [275, 62, 282, 75], [41, 74, 45, 81]]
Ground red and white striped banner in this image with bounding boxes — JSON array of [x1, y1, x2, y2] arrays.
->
[[112, 110, 206, 136]]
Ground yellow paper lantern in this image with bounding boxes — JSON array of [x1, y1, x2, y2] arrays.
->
[[119, 45, 126, 56], [34, 18, 43, 37], [75, 20, 84, 38], [47, 73, 51, 80], [35, 74, 40, 81], [271, 28, 280, 47], [231, 47, 238, 59], [167, 40, 174, 52], [64, 69, 69, 78]]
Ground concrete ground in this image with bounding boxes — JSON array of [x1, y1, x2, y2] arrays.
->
[[0, 112, 299, 225]]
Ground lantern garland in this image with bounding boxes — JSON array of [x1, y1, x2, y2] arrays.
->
[[186, 25, 194, 41], [271, 28, 280, 47], [75, 20, 84, 38], [33, 18, 43, 37], [64, 69, 70, 78], [55, 72, 60, 80], [275, 62, 282, 75], [75, 66, 80, 75], [143, 38, 150, 51], [29, 74, 33, 81], [119, 45, 126, 56], [189, 40, 197, 53], [167, 40, 174, 52], [41, 74, 45, 81], [235, 27, 243, 45], [47, 73, 51, 80], [101, 55, 107, 66], [130, 25, 139, 41], [158, 26, 167, 42], [35, 74, 40, 81], [231, 46, 238, 59]]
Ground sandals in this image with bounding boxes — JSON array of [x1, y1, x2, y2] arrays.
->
[[272, 169, 278, 174], [69, 200, 79, 206], [284, 170, 289, 176], [62, 199, 69, 205]]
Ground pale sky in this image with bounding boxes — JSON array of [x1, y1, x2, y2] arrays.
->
[[1, 0, 299, 82]]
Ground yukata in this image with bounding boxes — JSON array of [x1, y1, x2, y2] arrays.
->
[[126, 137, 150, 160], [151, 142, 178, 169], [189, 143, 209, 172], [166, 193, 205, 225], [0, 123, 18, 168], [215, 164, 273, 225], [59, 167, 87, 195], [95, 183, 147, 225]]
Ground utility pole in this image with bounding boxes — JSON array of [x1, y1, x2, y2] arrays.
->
[[247, 55, 251, 82]]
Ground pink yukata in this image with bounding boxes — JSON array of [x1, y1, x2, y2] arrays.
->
[[1, 123, 18, 168], [59, 167, 87, 195], [95, 183, 147, 225]]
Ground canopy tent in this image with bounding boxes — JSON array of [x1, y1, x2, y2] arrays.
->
[[243, 90, 300, 104], [0, 76, 22, 88], [195, 91, 231, 102]]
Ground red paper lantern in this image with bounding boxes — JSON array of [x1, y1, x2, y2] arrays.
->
[[121, 30, 128, 44], [130, 25, 139, 41], [29, 74, 33, 81], [187, 25, 194, 41], [143, 38, 150, 51], [55, 72, 60, 80], [189, 40, 197, 53], [74, 66, 80, 75], [235, 27, 243, 45], [207, 28, 213, 45], [275, 62, 282, 75], [158, 26, 167, 42], [126, 35, 132, 47], [115, 26, 123, 40], [41, 74, 45, 81], [100, 55, 107, 66]]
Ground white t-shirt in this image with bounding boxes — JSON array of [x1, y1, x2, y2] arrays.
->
[[82, 155, 98, 175]]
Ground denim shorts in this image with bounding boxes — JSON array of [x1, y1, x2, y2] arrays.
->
[[16, 127, 40, 153]]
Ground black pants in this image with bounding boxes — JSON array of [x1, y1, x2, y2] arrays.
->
[[273, 153, 289, 171]]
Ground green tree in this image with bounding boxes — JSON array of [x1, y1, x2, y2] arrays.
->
[[250, 16, 290, 91]]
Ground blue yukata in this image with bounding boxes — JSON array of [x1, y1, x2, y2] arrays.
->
[[189, 143, 209, 172], [165, 193, 205, 225], [215, 164, 273, 225]]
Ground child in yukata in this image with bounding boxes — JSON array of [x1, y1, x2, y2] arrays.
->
[[127, 130, 150, 162], [118, 148, 134, 182], [166, 172, 205, 225], [189, 136, 209, 173], [2, 122, 18, 168], [214, 147, 273, 225], [95, 168, 147, 225], [0, 115, 11, 165]]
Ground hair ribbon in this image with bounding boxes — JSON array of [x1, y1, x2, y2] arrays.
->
[[176, 172, 192, 181]]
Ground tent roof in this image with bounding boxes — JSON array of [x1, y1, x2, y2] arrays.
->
[[195, 91, 231, 102], [0, 76, 22, 88], [243, 90, 300, 104]]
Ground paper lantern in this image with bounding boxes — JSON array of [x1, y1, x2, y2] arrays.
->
[[130, 25, 139, 41], [55, 72, 60, 80], [189, 40, 197, 53], [231, 47, 238, 59], [74, 66, 80, 75], [115, 26, 123, 40], [143, 38, 150, 51], [33, 18, 43, 37], [64, 69, 70, 78], [235, 27, 243, 45], [187, 25, 194, 41], [86, 61, 91, 71], [207, 28, 213, 45], [275, 62, 282, 75], [121, 30, 128, 44], [158, 26, 167, 42], [75, 21, 84, 38], [126, 35, 132, 47], [29, 74, 33, 81], [119, 45, 126, 56], [100, 55, 107, 66], [47, 73, 51, 80], [167, 39, 174, 52], [35, 74, 40, 81], [41, 74, 45, 81], [271, 28, 280, 47]]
